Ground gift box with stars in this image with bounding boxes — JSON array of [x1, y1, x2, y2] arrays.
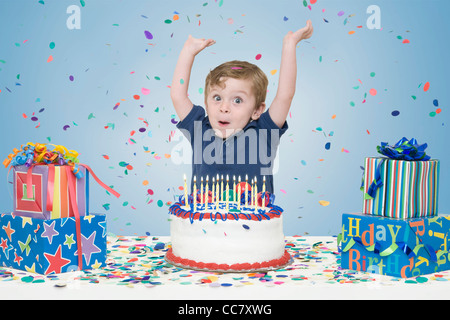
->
[[2, 143, 120, 274], [0, 212, 107, 274]]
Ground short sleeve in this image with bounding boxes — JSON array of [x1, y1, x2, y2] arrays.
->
[[176, 105, 206, 139], [257, 110, 289, 137]]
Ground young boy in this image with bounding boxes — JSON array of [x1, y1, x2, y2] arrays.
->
[[171, 20, 313, 194]]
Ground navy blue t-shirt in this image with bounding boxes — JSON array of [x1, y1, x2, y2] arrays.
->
[[176, 105, 288, 194]]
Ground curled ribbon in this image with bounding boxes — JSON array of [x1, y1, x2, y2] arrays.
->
[[377, 137, 430, 161], [4, 142, 83, 179], [338, 234, 440, 263]]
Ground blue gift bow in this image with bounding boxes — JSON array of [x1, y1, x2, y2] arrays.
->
[[365, 137, 430, 199], [377, 137, 430, 161]]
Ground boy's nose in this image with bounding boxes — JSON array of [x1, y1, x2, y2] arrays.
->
[[220, 102, 230, 113]]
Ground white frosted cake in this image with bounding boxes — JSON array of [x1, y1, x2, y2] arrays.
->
[[166, 178, 290, 272]]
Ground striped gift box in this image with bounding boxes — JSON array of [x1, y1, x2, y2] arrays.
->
[[362, 157, 440, 219]]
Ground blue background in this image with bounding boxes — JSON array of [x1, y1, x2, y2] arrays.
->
[[1, 0, 448, 237]]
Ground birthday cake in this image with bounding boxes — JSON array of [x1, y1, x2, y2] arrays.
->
[[165, 175, 291, 272]]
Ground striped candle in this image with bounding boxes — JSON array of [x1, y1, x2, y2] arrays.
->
[[362, 157, 439, 219]]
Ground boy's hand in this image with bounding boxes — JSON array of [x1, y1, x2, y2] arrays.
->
[[183, 35, 216, 56], [283, 19, 313, 45]]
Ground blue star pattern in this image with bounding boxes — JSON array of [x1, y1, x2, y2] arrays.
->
[[0, 213, 107, 274]]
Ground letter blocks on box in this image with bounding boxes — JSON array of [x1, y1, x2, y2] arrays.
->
[[0, 212, 106, 274], [340, 213, 450, 278]]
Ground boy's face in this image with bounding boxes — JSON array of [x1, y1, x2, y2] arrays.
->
[[205, 77, 265, 139]]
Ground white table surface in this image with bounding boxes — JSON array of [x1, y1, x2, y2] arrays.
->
[[1, 235, 450, 300]]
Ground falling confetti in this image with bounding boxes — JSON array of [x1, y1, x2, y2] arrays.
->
[[319, 200, 330, 206], [144, 30, 153, 40]]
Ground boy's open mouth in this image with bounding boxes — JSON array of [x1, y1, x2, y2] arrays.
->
[[218, 121, 230, 127]]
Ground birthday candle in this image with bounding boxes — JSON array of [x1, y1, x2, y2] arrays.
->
[[221, 175, 224, 202], [212, 177, 215, 204], [254, 177, 258, 210], [245, 175, 248, 206], [216, 175, 219, 209], [237, 183, 241, 210], [226, 175, 229, 211], [251, 179, 254, 206], [262, 176, 266, 208], [193, 176, 197, 212], [200, 176, 204, 205], [184, 174, 188, 209], [233, 175, 236, 202], [205, 175, 209, 205]]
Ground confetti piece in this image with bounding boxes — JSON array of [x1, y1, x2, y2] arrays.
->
[[280, 189, 287, 194], [47, 55, 53, 63], [403, 39, 410, 44], [348, 30, 355, 35], [49, 42, 55, 49], [69, 75, 74, 81], [63, 125, 70, 130], [338, 11, 345, 16], [325, 142, 331, 150], [255, 54, 262, 60], [133, 94, 140, 100], [270, 69, 277, 75], [391, 110, 400, 116], [141, 87, 150, 95], [423, 82, 430, 92], [144, 30, 153, 40], [319, 200, 330, 206], [369, 88, 377, 96], [341, 148, 350, 153], [433, 99, 439, 107]]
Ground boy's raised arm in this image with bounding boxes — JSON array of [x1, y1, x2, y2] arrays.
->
[[170, 35, 216, 122], [269, 20, 313, 128]]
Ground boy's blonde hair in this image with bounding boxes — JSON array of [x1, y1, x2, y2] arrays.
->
[[205, 60, 268, 109]]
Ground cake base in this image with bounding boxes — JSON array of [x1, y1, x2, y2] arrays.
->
[[165, 248, 292, 273]]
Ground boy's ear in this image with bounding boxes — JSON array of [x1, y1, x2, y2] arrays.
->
[[251, 102, 266, 120]]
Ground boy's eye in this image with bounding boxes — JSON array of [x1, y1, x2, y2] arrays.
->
[[233, 97, 242, 104], [213, 95, 221, 102]]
